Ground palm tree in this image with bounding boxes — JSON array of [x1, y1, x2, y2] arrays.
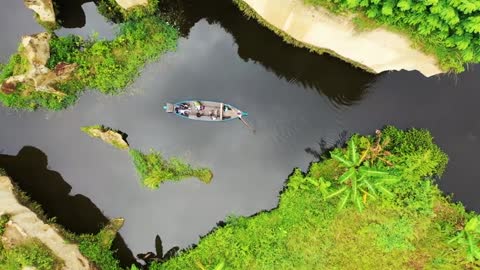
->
[[137, 235, 179, 268], [326, 136, 399, 211]]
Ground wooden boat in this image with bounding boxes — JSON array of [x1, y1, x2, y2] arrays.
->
[[163, 100, 248, 122]]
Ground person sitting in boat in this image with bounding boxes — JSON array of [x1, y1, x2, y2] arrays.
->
[[193, 101, 205, 111], [177, 107, 190, 116]]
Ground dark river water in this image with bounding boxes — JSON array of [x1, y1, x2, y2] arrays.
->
[[1, 0, 480, 266]]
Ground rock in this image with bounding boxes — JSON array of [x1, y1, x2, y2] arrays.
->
[[23, 0, 56, 23], [1, 33, 77, 96], [115, 0, 149, 10], [21, 32, 51, 69], [81, 126, 130, 150], [0, 176, 93, 270]]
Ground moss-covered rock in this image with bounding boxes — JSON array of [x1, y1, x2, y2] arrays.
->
[[81, 125, 129, 150]]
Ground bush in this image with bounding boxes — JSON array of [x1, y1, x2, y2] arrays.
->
[[304, 0, 480, 72], [0, 16, 178, 110], [155, 127, 476, 269]]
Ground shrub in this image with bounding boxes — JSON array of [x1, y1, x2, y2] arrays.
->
[[0, 16, 178, 110], [304, 0, 480, 72]]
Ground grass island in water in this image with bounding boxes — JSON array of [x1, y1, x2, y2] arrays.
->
[[130, 149, 213, 189]]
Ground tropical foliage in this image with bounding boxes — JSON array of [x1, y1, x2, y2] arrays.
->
[[154, 126, 479, 269], [449, 216, 480, 262], [0, 16, 178, 110], [129, 149, 213, 189], [326, 135, 400, 211], [304, 0, 480, 72]]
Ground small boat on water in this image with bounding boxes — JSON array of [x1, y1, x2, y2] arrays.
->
[[163, 100, 248, 122]]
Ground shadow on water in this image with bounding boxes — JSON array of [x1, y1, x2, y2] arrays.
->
[[305, 130, 348, 160], [55, 0, 92, 28], [160, 0, 377, 106], [0, 146, 136, 267]]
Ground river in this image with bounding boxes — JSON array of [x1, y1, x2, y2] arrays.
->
[[1, 0, 479, 266]]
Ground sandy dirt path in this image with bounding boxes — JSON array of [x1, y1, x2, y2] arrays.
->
[[0, 176, 92, 270], [241, 0, 443, 76]]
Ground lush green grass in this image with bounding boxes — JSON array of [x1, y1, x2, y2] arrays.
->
[[81, 125, 129, 150], [154, 126, 478, 269], [0, 16, 178, 110], [303, 0, 480, 73], [130, 149, 213, 189], [0, 240, 63, 270]]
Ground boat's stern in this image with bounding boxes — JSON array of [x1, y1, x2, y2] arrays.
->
[[164, 103, 174, 113]]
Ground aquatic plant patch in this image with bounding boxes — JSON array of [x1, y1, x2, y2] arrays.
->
[[303, 0, 480, 72], [0, 16, 178, 110], [130, 149, 213, 189]]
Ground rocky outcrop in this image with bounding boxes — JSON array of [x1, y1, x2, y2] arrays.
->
[[23, 0, 56, 23], [0, 176, 92, 270], [115, 0, 148, 10], [235, 0, 443, 77], [1, 32, 77, 96], [81, 125, 130, 150]]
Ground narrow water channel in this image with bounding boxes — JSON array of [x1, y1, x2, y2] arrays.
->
[[1, 0, 479, 266]]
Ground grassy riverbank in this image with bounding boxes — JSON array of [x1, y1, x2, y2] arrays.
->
[[0, 168, 125, 270], [0, 16, 178, 110], [303, 0, 480, 72], [154, 126, 480, 269], [3, 126, 480, 269], [130, 149, 213, 189]]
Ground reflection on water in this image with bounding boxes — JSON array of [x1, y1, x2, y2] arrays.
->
[[55, 0, 91, 28], [0, 146, 136, 267], [160, 0, 376, 106], [1, 0, 480, 260]]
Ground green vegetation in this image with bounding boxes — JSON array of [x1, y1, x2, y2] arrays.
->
[[68, 219, 124, 270], [130, 149, 213, 189], [0, 214, 62, 270], [81, 125, 129, 150], [152, 126, 480, 269], [303, 0, 480, 72], [0, 240, 63, 270], [0, 16, 178, 110]]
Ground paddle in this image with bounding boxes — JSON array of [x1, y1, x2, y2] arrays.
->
[[239, 116, 256, 134]]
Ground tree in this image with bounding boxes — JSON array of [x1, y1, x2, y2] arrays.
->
[[326, 136, 399, 211]]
